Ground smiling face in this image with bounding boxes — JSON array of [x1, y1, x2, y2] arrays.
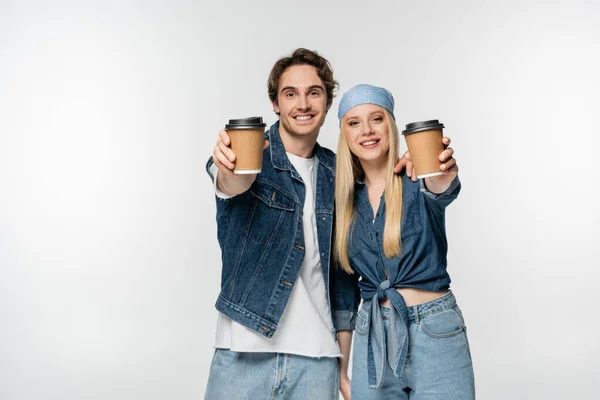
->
[[272, 64, 331, 143], [341, 103, 392, 166]]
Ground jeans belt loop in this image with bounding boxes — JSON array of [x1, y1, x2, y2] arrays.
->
[[414, 304, 420, 324]]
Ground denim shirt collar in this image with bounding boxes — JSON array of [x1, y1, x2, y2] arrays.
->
[[267, 121, 335, 173]]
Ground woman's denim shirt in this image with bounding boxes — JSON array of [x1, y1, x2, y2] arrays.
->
[[349, 174, 461, 388]]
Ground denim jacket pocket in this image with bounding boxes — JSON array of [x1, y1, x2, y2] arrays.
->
[[420, 305, 466, 339], [248, 180, 296, 244], [251, 180, 295, 211]]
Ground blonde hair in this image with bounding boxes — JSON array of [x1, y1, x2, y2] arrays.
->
[[334, 110, 404, 274]]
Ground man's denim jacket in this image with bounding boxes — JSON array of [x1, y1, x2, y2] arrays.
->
[[206, 121, 360, 339]]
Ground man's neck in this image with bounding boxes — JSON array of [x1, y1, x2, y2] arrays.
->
[[278, 126, 318, 158]]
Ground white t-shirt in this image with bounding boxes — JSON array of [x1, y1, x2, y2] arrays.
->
[[210, 154, 341, 357]]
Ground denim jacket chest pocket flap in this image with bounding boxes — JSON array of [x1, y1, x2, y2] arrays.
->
[[247, 179, 297, 245], [250, 179, 296, 211]]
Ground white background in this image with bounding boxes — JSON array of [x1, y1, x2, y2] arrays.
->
[[1, 0, 599, 399]]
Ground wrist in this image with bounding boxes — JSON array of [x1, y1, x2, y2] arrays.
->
[[424, 173, 455, 194], [339, 365, 349, 376]]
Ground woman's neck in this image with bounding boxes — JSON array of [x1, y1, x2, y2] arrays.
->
[[361, 159, 387, 189]]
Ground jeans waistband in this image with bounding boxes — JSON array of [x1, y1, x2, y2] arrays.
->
[[380, 291, 456, 321]]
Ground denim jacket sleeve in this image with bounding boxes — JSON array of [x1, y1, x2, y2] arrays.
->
[[206, 156, 237, 246], [330, 262, 361, 332], [206, 156, 216, 183], [420, 176, 461, 215]]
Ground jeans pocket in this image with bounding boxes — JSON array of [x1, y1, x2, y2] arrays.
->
[[210, 348, 237, 370], [420, 305, 466, 339]]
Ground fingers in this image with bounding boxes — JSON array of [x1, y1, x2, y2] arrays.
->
[[439, 141, 456, 173], [214, 130, 236, 171], [263, 139, 270, 149], [393, 151, 411, 174], [440, 156, 456, 172], [219, 130, 231, 146], [393, 152, 419, 181], [407, 159, 417, 181], [402, 152, 417, 181], [393, 157, 407, 174], [444, 164, 459, 175], [439, 146, 454, 162], [214, 142, 235, 170], [398, 149, 456, 179], [218, 134, 236, 163], [442, 136, 451, 147], [213, 158, 235, 178]]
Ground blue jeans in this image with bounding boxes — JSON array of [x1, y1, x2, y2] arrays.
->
[[351, 292, 475, 399], [205, 350, 339, 400]]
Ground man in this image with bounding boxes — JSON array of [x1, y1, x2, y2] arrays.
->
[[205, 48, 360, 399]]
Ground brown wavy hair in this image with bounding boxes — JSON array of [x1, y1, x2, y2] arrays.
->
[[267, 48, 338, 113]]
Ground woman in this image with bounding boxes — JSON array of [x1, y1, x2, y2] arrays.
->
[[335, 84, 475, 399]]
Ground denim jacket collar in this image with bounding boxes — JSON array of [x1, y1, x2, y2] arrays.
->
[[267, 121, 335, 173]]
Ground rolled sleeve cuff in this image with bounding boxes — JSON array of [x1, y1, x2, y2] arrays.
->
[[334, 310, 357, 332], [419, 175, 460, 200], [209, 163, 235, 200]]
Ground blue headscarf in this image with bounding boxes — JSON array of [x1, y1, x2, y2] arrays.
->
[[338, 84, 395, 124]]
